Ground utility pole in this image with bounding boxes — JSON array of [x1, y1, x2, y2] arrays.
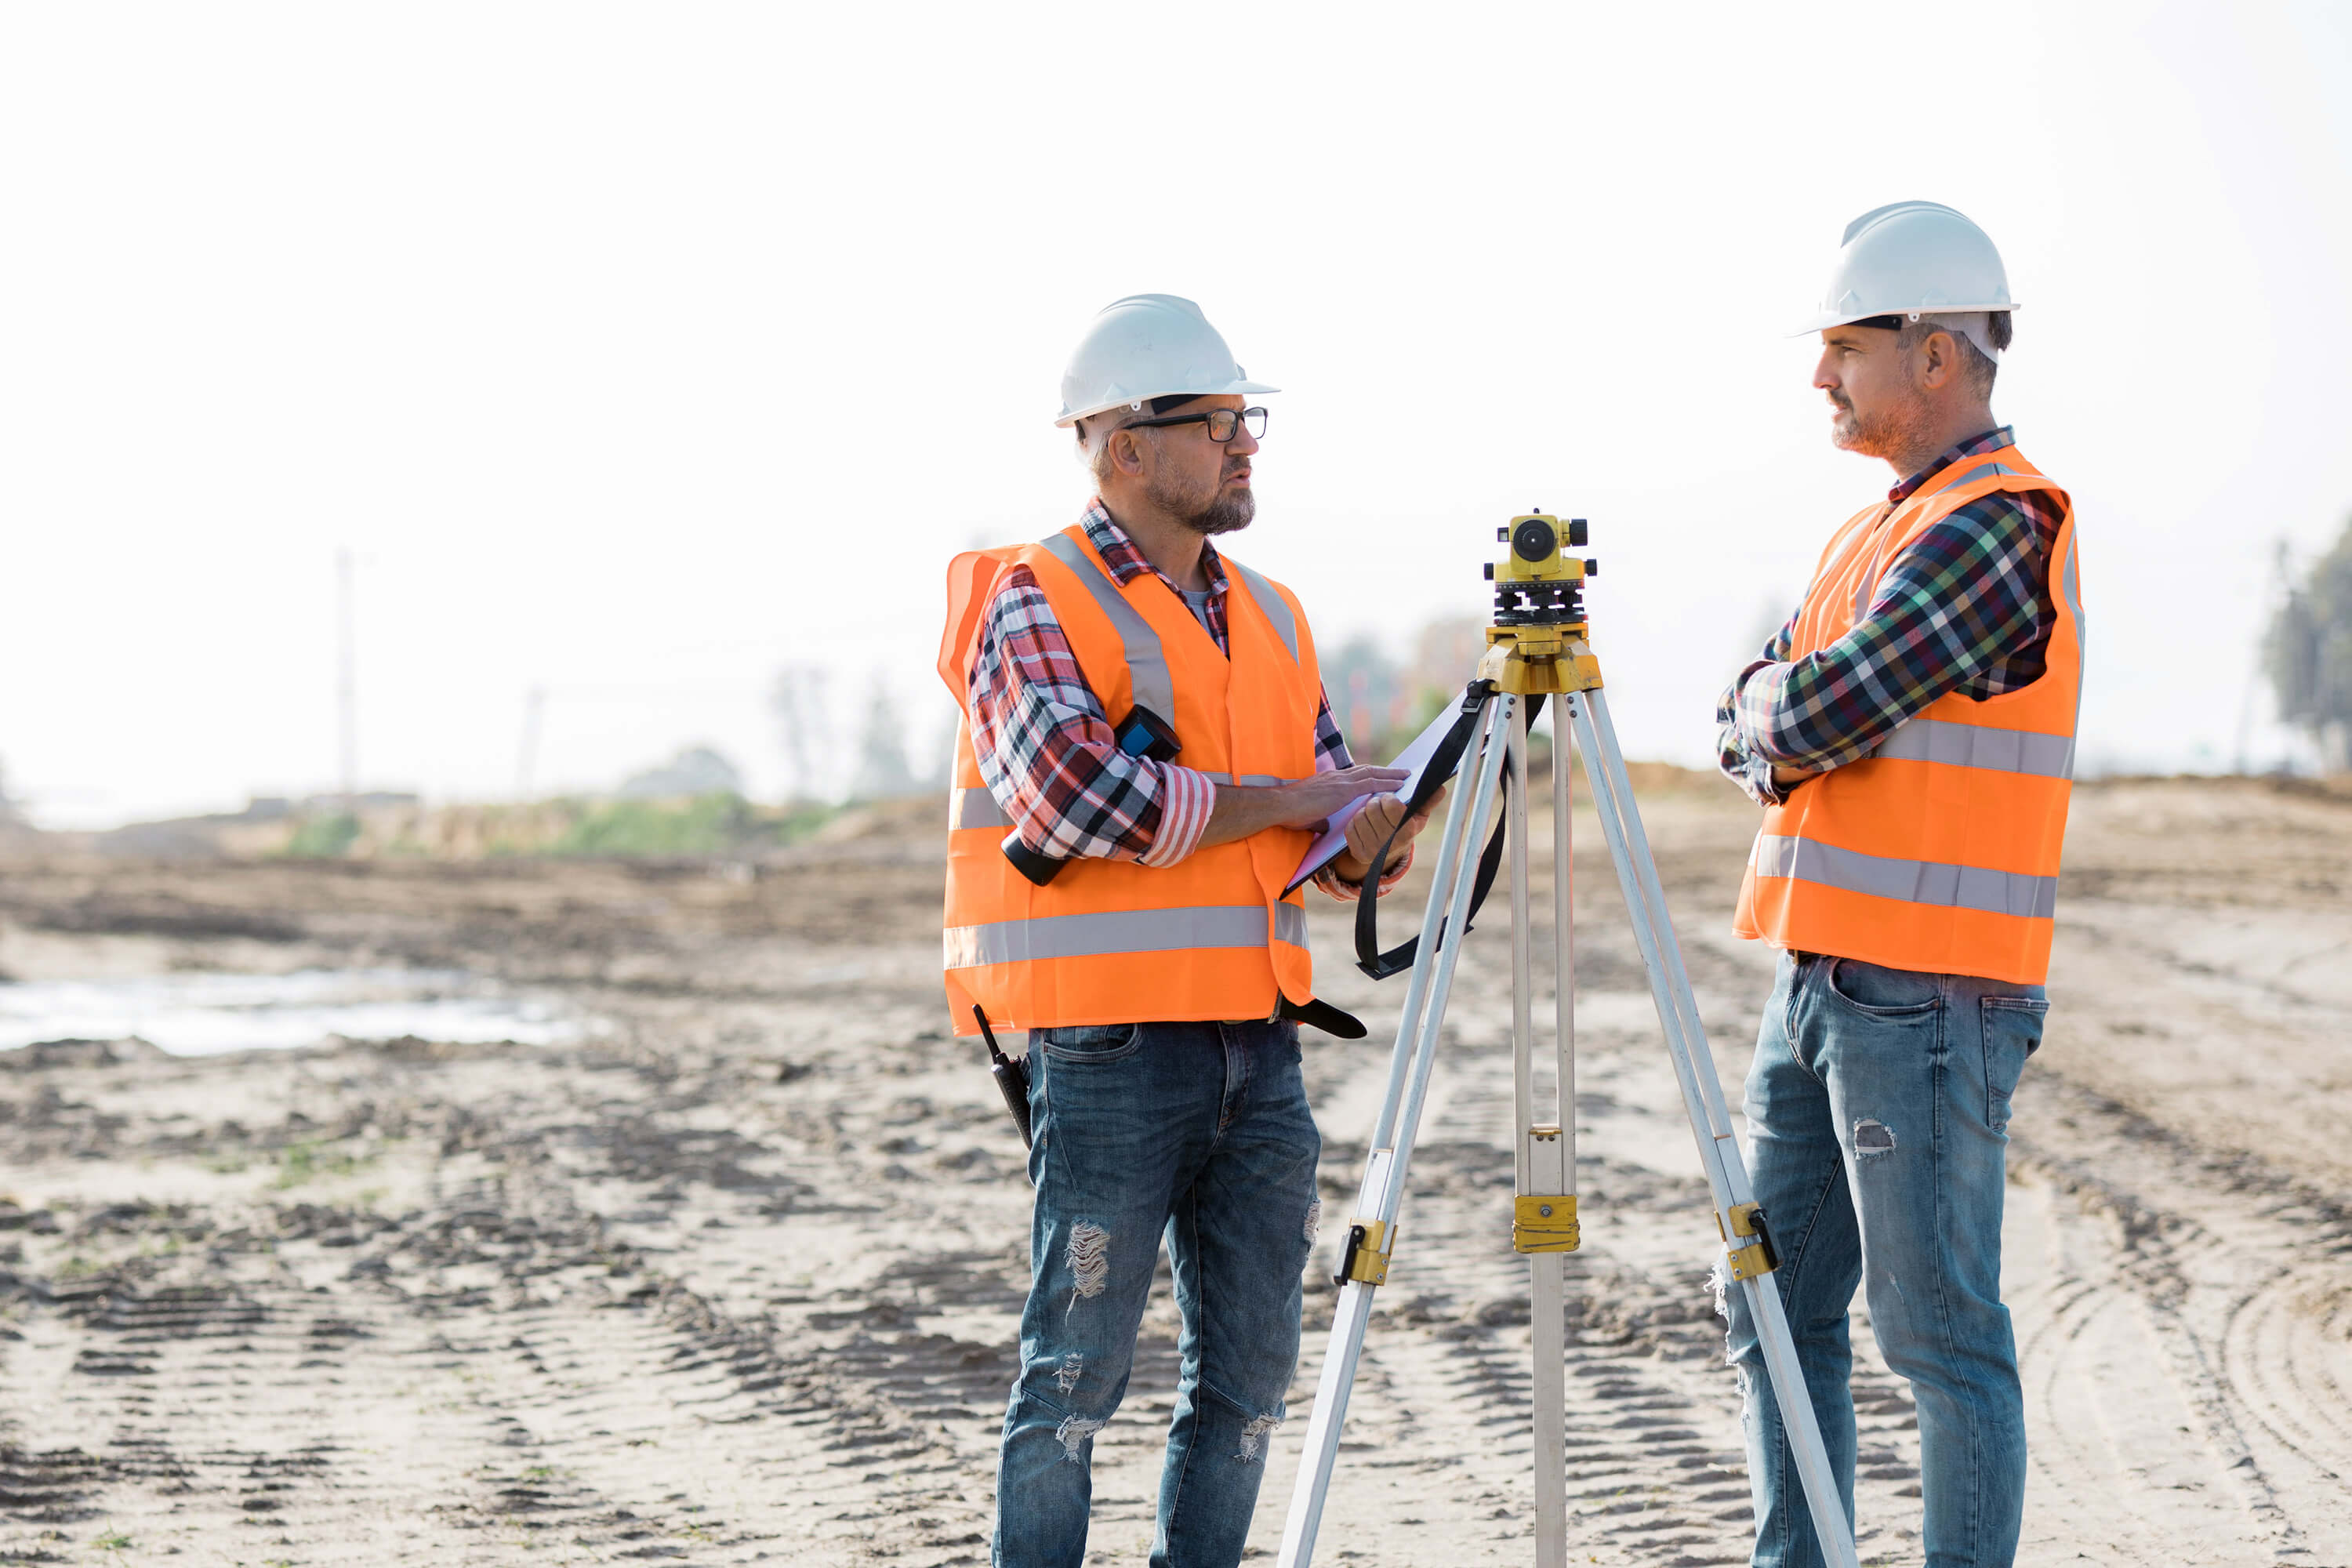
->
[[771, 665, 833, 802], [517, 684, 548, 799], [337, 549, 358, 815], [2234, 539, 2294, 776]]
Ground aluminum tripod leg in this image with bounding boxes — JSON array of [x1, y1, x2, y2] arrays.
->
[[1276, 693, 1518, 1568], [1279, 684, 1857, 1568], [1566, 688, 1860, 1568], [1508, 703, 1570, 1568]]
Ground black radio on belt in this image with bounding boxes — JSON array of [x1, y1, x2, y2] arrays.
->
[[1002, 706, 1183, 887]]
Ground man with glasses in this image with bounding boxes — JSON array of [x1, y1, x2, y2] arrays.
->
[[937, 294, 1439, 1567]]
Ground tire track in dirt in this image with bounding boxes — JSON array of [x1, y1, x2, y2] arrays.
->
[[0, 1043, 1014, 1566], [2008, 1248, 2271, 1566], [2009, 1065, 2352, 1563], [2223, 1264, 2352, 1482]]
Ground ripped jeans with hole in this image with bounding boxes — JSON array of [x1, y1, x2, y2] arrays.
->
[[1724, 951, 2045, 1568], [995, 1018, 1319, 1568]]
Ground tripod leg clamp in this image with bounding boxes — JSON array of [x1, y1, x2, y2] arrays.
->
[[1512, 1195, 1581, 1254], [1718, 1202, 1780, 1280], [1335, 1220, 1393, 1287]]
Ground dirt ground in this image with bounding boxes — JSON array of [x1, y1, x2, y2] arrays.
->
[[0, 774, 2346, 1567]]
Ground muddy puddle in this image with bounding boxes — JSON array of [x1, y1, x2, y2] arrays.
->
[[0, 967, 594, 1054]]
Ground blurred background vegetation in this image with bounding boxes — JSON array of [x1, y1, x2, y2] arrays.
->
[[2266, 514, 2352, 773]]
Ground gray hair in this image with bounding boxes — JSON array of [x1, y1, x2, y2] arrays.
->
[[1897, 311, 2012, 396], [1075, 411, 1153, 486]]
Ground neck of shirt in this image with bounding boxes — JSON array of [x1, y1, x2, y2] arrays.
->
[[1890, 425, 2014, 503], [1176, 586, 1218, 634]]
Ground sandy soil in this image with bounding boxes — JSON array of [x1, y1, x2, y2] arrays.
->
[[0, 775, 2345, 1566]]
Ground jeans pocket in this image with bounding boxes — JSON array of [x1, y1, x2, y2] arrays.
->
[[1980, 996, 2048, 1134], [1824, 956, 1944, 1018], [1039, 1023, 1145, 1064]]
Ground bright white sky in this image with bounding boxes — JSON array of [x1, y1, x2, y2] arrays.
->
[[4, 3, 2348, 827]]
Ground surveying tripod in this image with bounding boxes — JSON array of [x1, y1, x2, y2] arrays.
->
[[1276, 514, 1859, 1568]]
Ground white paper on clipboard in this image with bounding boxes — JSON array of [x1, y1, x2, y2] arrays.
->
[[1283, 702, 1465, 895]]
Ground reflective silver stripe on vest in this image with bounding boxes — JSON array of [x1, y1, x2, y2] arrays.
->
[[1202, 772, 1287, 787], [1037, 532, 1177, 720], [1869, 718, 2074, 779], [1227, 561, 1300, 662], [2061, 532, 2085, 693], [944, 902, 1310, 968], [1751, 835, 2057, 920], [949, 787, 1014, 830]]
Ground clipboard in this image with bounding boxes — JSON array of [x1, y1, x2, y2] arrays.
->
[[1283, 702, 1466, 895]]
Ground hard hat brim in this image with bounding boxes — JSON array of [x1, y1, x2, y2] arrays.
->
[[1054, 379, 1281, 428], [1790, 303, 2020, 338]]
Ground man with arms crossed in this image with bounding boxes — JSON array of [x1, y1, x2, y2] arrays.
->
[[1717, 204, 2085, 1568], [938, 294, 1437, 1568]]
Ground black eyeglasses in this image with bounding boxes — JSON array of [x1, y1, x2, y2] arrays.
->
[[1122, 405, 1269, 443]]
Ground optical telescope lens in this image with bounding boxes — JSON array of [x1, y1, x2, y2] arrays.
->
[[1512, 517, 1556, 563]]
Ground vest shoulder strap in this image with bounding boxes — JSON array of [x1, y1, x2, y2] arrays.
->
[[1944, 458, 2016, 488], [1224, 557, 1300, 663], [1032, 528, 1178, 722]]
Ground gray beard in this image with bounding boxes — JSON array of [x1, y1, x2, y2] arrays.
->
[[1183, 487, 1256, 537], [1145, 472, 1256, 537]]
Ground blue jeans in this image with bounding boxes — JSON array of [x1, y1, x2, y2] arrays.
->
[[994, 1018, 1320, 1568], [1725, 952, 2047, 1568]]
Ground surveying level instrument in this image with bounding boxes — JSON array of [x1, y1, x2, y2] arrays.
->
[[1277, 514, 1859, 1568]]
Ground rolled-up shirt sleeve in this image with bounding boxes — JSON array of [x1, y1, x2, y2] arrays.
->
[[967, 567, 1213, 866]]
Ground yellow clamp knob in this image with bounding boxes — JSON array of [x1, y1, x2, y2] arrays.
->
[[1512, 1195, 1581, 1254], [1338, 1219, 1393, 1287], [1716, 1202, 1779, 1280]]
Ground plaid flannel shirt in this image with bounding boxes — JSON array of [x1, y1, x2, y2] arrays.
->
[[1718, 426, 2064, 806], [967, 502, 1409, 897]]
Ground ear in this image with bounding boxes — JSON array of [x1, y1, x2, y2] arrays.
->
[[1916, 328, 1961, 393], [1109, 426, 1151, 477]]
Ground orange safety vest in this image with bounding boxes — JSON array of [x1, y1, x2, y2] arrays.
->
[[937, 523, 1324, 1036], [1733, 442, 2085, 985]]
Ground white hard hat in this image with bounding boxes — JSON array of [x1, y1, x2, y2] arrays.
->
[[1054, 293, 1278, 427], [1795, 201, 2018, 357]]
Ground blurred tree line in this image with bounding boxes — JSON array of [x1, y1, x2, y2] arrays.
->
[[771, 666, 954, 804], [2266, 516, 2352, 772]]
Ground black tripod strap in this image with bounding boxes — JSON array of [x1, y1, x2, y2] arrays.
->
[[1353, 686, 1545, 981]]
